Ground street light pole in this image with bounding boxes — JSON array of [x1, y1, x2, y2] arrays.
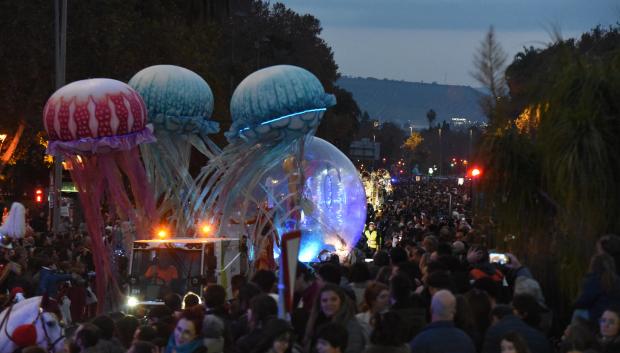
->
[[438, 127, 442, 176], [51, 0, 67, 234]]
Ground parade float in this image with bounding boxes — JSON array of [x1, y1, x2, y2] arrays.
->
[[43, 78, 157, 312], [186, 65, 366, 266]]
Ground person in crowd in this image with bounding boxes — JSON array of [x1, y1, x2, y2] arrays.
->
[[36, 255, 75, 297], [349, 262, 371, 308], [145, 256, 178, 285], [455, 294, 483, 349], [598, 306, 620, 353], [512, 294, 544, 329], [465, 288, 493, 337], [364, 222, 379, 255], [235, 294, 278, 353], [483, 301, 551, 353], [293, 262, 319, 314], [165, 307, 207, 353], [316, 263, 355, 301], [91, 314, 124, 353], [558, 317, 600, 353], [183, 292, 201, 309], [389, 273, 426, 342], [71, 323, 102, 353], [133, 325, 157, 344], [597, 234, 620, 275], [253, 318, 299, 353], [304, 284, 366, 353], [202, 314, 226, 353], [230, 282, 262, 341], [314, 322, 348, 353], [409, 289, 476, 353], [500, 331, 532, 353], [575, 253, 620, 323], [363, 311, 409, 353], [368, 251, 389, 279], [116, 315, 141, 349], [356, 281, 389, 335], [128, 341, 158, 353]]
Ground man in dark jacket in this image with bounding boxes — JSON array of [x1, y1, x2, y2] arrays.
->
[[482, 311, 551, 353], [409, 290, 476, 353]]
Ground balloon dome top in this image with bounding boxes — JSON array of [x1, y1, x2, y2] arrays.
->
[[128, 65, 218, 135], [43, 78, 148, 141], [227, 65, 335, 141], [43, 78, 155, 155]]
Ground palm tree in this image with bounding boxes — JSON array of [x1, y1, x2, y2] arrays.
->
[[426, 109, 436, 129]]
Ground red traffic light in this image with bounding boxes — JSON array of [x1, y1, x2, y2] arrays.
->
[[35, 188, 44, 203]]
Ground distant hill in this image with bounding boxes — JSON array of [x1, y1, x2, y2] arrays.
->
[[337, 76, 486, 128]]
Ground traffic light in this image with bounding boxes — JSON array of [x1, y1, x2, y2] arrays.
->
[[35, 188, 44, 203]]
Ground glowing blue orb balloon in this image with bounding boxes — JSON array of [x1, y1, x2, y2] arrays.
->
[[262, 137, 366, 262], [128, 65, 218, 135], [226, 65, 336, 143]]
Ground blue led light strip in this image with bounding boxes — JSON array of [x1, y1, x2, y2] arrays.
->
[[239, 108, 327, 133]]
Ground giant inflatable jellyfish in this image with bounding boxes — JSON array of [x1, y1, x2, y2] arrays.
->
[[128, 65, 219, 233], [187, 65, 366, 264], [43, 78, 157, 312]]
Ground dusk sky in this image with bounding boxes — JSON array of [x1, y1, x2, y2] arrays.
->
[[281, 0, 619, 87]]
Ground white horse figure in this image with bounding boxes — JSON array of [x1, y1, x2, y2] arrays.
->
[[0, 296, 65, 353]]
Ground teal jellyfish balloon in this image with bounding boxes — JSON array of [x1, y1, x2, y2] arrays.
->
[[187, 65, 336, 266], [129, 65, 219, 233]]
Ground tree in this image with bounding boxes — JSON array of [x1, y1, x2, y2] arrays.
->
[[477, 25, 620, 320], [472, 26, 508, 120], [426, 109, 437, 129], [317, 86, 361, 152], [402, 132, 423, 151]]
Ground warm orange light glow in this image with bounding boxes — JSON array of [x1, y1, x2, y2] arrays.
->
[[156, 228, 168, 238], [201, 223, 212, 236], [470, 168, 482, 177]]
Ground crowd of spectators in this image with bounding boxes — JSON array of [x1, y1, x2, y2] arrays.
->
[[0, 178, 619, 353]]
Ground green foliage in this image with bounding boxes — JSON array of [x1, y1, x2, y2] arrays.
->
[[478, 25, 620, 316]]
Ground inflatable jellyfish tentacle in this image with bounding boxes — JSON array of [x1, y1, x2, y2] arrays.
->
[[129, 65, 219, 234]]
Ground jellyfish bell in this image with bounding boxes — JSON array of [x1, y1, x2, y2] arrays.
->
[[226, 65, 336, 144], [128, 65, 218, 137], [44, 78, 154, 155]]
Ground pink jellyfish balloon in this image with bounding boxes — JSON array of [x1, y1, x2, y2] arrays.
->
[[43, 78, 157, 312]]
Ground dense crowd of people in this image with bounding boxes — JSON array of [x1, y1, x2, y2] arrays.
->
[[0, 178, 619, 353]]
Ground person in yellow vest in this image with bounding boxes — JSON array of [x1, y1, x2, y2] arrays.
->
[[364, 222, 379, 253]]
